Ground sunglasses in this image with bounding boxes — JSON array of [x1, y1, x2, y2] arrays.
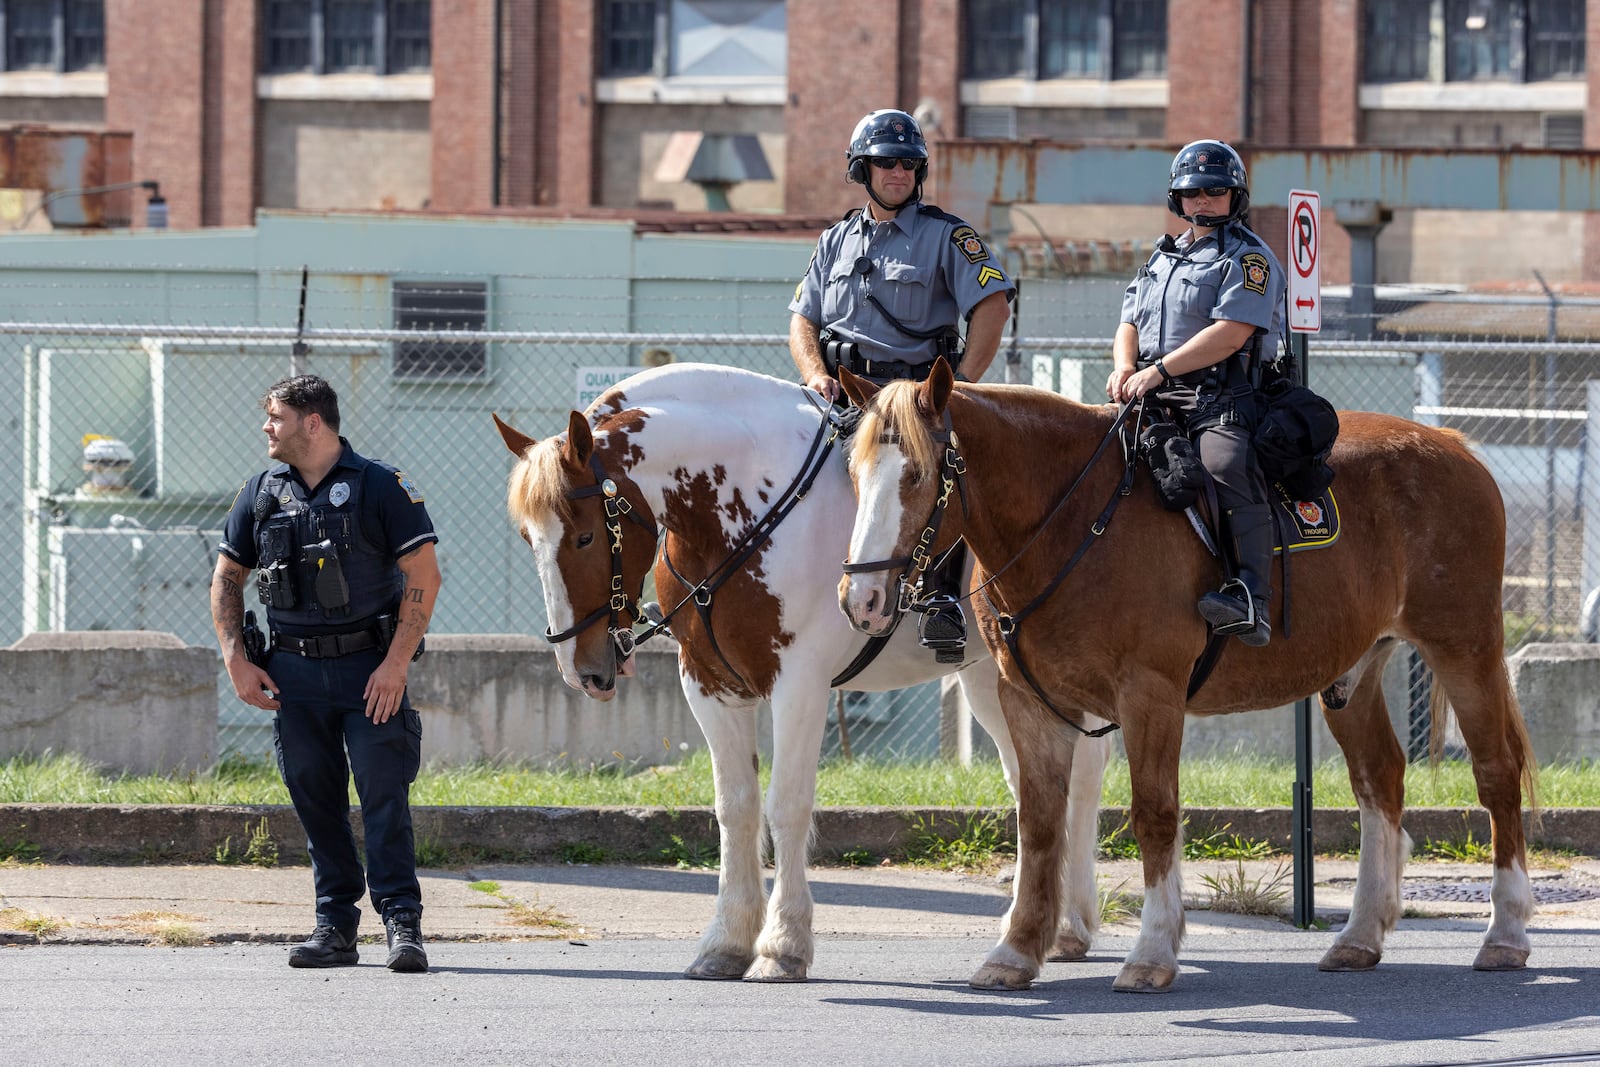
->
[[869, 158, 921, 171], [1177, 186, 1232, 199]]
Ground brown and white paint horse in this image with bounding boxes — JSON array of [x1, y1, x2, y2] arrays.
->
[[839, 359, 1536, 993], [494, 362, 1112, 982]]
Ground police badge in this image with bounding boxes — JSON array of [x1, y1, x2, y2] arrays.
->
[[329, 481, 350, 507]]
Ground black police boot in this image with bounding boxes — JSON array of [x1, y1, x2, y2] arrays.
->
[[384, 909, 429, 973], [1197, 504, 1275, 648], [287, 924, 358, 968], [918, 594, 967, 663]]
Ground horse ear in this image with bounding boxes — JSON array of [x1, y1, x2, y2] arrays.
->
[[838, 366, 880, 408], [564, 409, 596, 467], [492, 413, 538, 457], [917, 357, 955, 417]]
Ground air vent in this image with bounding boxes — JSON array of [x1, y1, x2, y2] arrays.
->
[[1543, 113, 1583, 149], [965, 106, 1018, 140]]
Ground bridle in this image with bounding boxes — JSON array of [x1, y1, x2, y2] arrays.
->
[[542, 452, 659, 665], [840, 407, 968, 616]]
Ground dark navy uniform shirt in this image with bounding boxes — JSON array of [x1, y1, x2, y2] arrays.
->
[[1120, 222, 1285, 372], [789, 201, 1016, 366], [219, 439, 438, 635]]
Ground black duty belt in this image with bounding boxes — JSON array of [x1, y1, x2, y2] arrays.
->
[[847, 356, 929, 381], [275, 629, 380, 658]]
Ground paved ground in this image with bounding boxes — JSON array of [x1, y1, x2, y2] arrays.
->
[[8, 854, 1600, 947]]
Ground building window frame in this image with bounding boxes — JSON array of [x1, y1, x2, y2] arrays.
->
[[391, 280, 489, 382], [0, 0, 103, 73], [965, 0, 1168, 82], [1364, 0, 1584, 84], [598, 0, 785, 80], [261, 0, 431, 76]]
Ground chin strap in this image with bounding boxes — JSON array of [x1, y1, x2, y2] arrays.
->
[[866, 183, 921, 215]]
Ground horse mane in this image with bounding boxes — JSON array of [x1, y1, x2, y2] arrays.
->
[[852, 380, 941, 483], [507, 435, 575, 526]]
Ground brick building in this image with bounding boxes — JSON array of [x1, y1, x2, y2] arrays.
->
[[0, 1, 1592, 276]]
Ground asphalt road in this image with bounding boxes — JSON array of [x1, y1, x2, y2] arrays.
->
[[6, 930, 1600, 1067]]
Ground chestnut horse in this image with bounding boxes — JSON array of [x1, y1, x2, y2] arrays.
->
[[838, 360, 1536, 993], [493, 362, 1111, 982]]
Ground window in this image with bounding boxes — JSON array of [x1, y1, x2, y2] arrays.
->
[[0, 0, 103, 72], [392, 281, 487, 380], [261, 0, 430, 75], [599, 0, 785, 79], [966, 0, 1168, 82], [1365, 0, 1583, 83]]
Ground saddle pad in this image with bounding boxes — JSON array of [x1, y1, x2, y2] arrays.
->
[[1272, 485, 1340, 553]]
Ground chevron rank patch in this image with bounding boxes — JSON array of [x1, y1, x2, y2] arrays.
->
[[976, 265, 1005, 288], [1241, 252, 1270, 295], [951, 226, 990, 264]]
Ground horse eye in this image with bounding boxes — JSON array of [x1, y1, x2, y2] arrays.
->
[[576, 531, 594, 548]]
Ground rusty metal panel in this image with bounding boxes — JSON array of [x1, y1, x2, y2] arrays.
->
[[936, 143, 1600, 222], [0, 126, 136, 227]]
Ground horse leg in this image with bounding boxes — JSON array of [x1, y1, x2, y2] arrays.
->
[[1427, 651, 1534, 970], [745, 673, 832, 982], [1318, 640, 1408, 971], [1115, 697, 1186, 993], [957, 658, 1108, 962], [681, 689, 765, 980], [970, 679, 1073, 990]]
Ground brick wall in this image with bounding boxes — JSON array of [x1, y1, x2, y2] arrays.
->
[[106, 0, 206, 230], [431, 0, 497, 211], [1165, 0, 1247, 144]]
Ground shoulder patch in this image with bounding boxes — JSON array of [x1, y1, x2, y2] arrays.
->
[[950, 225, 990, 265], [1240, 252, 1270, 295], [395, 471, 425, 504]]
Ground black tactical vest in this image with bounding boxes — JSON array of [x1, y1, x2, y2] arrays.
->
[[252, 458, 400, 632]]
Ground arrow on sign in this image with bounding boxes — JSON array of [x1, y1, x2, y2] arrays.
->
[[1295, 297, 1316, 310]]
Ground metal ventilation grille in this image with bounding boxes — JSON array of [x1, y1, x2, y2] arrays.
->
[[1543, 113, 1583, 149], [965, 106, 1018, 140]]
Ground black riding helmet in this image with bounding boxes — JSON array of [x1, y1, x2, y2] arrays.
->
[[1167, 140, 1250, 227], [846, 109, 928, 210]]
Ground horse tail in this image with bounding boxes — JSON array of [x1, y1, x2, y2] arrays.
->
[[1425, 660, 1541, 825]]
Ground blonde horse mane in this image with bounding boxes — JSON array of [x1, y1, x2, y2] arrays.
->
[[851, 380, 941, 483], [506, 435, 575, 526]]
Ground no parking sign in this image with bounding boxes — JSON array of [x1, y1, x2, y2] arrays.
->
[[1288, 190, 1321, 333]]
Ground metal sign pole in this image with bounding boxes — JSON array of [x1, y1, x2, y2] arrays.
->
[[1291, 327, 1316, 930]]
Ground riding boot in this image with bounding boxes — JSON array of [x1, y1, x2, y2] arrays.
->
[[1197, 504, 1275, 647], [918, 544, 968, 663]]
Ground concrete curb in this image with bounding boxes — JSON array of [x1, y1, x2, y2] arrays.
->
[[4, 804, 1599, 863]]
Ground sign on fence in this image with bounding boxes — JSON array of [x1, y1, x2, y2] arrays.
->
[[1288, 189, 1321, 333], [576, 365, 641, 409]]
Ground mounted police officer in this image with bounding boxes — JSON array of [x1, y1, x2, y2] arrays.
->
[[210, 374, 441, 972], [1107, 140, 1286, 647], [789, 108, 1015, 655]]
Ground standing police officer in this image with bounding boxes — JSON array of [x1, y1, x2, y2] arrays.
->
[[210, 374, 441, 972], [1108, 140, 1286, 647], [789, 108, 1015, 652]]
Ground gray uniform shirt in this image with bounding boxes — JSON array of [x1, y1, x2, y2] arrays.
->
[[789, 202, 1015, 366], [1120, 222, 1285, 377]]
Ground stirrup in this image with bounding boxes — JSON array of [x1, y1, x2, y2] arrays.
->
[[1197, 578, 1257, 636], [917, 594, 966, 663]]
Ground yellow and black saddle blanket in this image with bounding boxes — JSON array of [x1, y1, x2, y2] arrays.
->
[[1271, 483, 1340, 553]]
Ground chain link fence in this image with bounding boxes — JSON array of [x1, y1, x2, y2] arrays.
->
[[6, 273, 1598, 763]]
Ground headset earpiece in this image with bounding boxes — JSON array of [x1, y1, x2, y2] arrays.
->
[[914, 162, 928, 183], [848, 157, 868, 185]]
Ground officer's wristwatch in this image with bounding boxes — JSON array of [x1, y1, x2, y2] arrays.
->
[[1156, 358, 1174, 383]]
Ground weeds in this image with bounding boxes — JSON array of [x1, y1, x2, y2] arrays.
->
[[1416, 829, 1493, 863], [659, 834, 719, 869], [117, 910, 207, 946], [558, 842, 607, 865], [905, 811, 1015, 870], [214, 818, 278, 867], [1097, 819, 1277, 862], [0, 834, 42, 864], [1198, 859, 1292, 916], [466, 881, 576, 930], [1098, 880, 1141, 925], [0, 906, 63, 937], [839, 848, 873, 867]]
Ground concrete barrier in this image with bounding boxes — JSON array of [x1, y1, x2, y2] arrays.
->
[[1, 631, 217, 773], [1508, 642, 1600, 764], [406, 635, 710, 766]]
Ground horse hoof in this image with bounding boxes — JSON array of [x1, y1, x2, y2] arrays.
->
[[1318, 944, 1381, 972], [969, 962, 1035, 990], [1112, 963, 1176, 992], [1048, 932, 1092, 962], [743, 955, 808, 983], [684, 952, 754, 980], [1473, 944, 1530, 971]]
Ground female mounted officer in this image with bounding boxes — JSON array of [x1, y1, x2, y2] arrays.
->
[[1107, 140, 1286, 647]]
